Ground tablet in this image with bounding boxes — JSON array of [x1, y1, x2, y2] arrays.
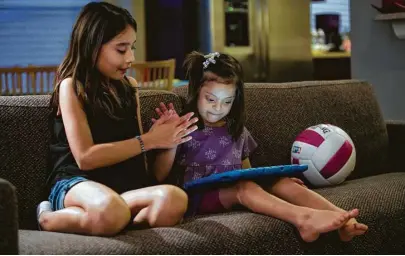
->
[[183, 164, 308, 191]]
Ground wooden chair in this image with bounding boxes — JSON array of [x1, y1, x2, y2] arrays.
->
[[128, 59, 176, 91], [0, 66, 58, 95]]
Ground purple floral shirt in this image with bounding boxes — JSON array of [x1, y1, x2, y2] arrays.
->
[[177, 126, 258, 183]]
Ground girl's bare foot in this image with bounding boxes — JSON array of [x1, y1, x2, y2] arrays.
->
[[297, 208, 359, 242], [338, 218, 368, 241]]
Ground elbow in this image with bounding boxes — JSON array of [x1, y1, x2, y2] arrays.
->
[[76, 155, 94, 171], [153, 168, 164, 183], [153, 165, 170, 183], [155, 173, 165, 183]]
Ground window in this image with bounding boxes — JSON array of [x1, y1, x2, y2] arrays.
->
[[0, 0, 97, 67]]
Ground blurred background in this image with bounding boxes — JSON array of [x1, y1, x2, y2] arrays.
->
[[1, 0, 405, 120], [0, 0, 351, 82]]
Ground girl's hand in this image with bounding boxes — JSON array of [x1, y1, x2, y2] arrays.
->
[[290, 177, 307, 188], [152, 102, 179, 124], [144, 112, 198, 150]]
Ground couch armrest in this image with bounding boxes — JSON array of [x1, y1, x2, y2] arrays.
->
[[386, 120, 405, 173], [0, 178, 18, 254]]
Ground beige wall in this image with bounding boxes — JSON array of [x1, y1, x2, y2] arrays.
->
[[351, 0, 405, 120]]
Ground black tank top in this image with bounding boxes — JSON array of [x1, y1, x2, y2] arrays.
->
[[46, 84, 152, 194]]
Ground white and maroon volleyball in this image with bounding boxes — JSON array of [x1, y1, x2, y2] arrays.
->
[[291, 124, 356, 187]]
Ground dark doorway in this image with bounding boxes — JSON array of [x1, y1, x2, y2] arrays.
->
[[145, 0, 199, 79]]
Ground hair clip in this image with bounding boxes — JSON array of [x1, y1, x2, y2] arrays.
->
[[203, 52, 220, 69]]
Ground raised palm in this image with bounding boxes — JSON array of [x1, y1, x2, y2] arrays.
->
[[152, 102, 180, 124]]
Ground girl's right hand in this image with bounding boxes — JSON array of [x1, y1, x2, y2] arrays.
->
[[151, 102, 179, 124], [142, 112, 198, 150]]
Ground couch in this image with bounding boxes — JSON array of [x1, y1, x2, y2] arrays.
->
[[1, 80, 405, 254]]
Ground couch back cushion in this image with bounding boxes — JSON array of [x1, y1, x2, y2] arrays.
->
[[174, 80, 389, 181], [0, 90, 182, 230], [0, 95, 51, 230]]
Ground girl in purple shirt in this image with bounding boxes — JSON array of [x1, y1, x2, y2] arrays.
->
[[152, 51, 367, 243]]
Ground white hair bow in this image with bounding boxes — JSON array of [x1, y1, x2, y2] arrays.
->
[[203, 52, 220, 69]]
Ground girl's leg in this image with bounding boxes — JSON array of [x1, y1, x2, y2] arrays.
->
[[219, 180, 357, 242], [121, 185, 188, 227], [38, 181, 131, 236], [267, 177, 368, 241]]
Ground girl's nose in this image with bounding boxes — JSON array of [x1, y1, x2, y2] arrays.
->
[[213, 103, 221, 112], [126, 51, 135, 64]]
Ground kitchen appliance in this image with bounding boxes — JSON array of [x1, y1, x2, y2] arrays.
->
[[200, 0, 313, 82]]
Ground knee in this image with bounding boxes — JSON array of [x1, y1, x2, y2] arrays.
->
[[148, 185, 188, 227], [267, 177, 303, 197], [270, 177, 301, 194], [82, 194, 131, 236]]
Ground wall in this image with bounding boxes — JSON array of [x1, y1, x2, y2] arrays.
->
[[311, 0, 350, 33], [351, 0, 405, 120], [107, 0, 146, 61], [266, 0, 313, 82]]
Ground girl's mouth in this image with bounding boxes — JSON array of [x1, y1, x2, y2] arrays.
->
[[118, 68, 128, 74]]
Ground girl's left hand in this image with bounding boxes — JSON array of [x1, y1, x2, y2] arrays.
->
[[290, 177, 307, 188], [152, 102, 179, 124]]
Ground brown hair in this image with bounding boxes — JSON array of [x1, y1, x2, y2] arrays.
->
[[183, 51, 246, 140], [50, 2, 137, 119]]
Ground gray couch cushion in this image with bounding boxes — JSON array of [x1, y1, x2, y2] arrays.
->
[[0, 95, 51, 230], [19, 172, 405, 254]]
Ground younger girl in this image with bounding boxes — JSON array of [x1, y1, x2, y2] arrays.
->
[[154, 51, 368, 243], [37, 2, 198, 236]]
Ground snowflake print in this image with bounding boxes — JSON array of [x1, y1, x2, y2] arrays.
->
[[205, 148, 217, 160], [193, 171, 203, 180], [221, 159, 231, 165], [202, 127, 214, 136], [205, 165, 215, 174], [190, 162, 200, 166], [232, 147, 242, 158], [189, 139, 201, 150], [219, 136, 230, 147]]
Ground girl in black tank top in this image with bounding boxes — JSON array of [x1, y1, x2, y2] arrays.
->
[[37, 2, 198, 236], [48, 79, 151, 194]]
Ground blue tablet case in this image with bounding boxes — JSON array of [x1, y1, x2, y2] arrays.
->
[[183, 164, 308, 191]]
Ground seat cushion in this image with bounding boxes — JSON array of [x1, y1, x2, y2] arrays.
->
[[19, 172, 405, 254]]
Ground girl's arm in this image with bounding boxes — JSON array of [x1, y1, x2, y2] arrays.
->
[[242, 158, 252, 169], [241, 127, 257, 170], [151, 103, 180, 183], [59, 78, 155, 171], [150, 102, 198, 182], [60, 77, 197, 171], [153, 148, 177, 182]]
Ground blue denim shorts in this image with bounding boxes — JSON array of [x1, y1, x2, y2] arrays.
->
[[49, 176, 88, 211]]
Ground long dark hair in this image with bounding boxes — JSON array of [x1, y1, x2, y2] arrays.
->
[[183, 51, 245, 141], [50, 2, 137, 119]]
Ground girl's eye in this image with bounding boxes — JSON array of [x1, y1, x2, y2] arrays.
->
[[117, 49, 126, 54], [225, 101, 232, 105], [205, 96, 215, 102]]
